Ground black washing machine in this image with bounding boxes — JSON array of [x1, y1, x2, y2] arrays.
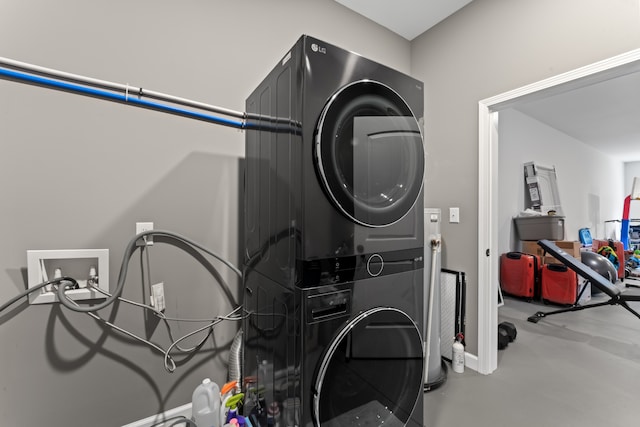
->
[[243, 35, 425, 427]]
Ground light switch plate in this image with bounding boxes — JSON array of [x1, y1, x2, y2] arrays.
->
[[449, 207, 460, 223]]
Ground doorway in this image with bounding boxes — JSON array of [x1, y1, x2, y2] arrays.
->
[[476, 48, 640, 375]]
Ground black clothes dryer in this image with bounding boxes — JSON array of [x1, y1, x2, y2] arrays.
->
[[243, 35, 425, 427], [244, 35, 425, 288]]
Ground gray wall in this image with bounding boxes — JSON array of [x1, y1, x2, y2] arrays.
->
[[498, 108, 624, 255], [411, 0, 640, 355], [0, 1, 410, 425], [4, 0, 640, 424]]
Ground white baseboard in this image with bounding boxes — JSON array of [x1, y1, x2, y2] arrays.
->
[[122, 403, 192, 427], [464, 352, 478, 372]]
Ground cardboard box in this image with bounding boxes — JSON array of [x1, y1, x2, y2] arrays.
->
[[521, 240, 581, 263]]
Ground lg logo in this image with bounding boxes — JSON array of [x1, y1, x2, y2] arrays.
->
[[311, 43, 326, 54]]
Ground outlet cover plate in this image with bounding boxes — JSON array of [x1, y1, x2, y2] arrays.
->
[[136, 222, 154, 246]]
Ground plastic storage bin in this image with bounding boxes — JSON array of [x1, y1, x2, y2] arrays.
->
[[514, 216, 565, 241], [578, 228, 592, 246]]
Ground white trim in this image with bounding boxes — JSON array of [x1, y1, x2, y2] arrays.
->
[[477, 48, 640, 375], [481, 48, 640, 110], [476, 105, 498, 375], [464, 351, 478, 373]]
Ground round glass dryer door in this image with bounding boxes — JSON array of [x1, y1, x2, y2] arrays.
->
[[313, 307, 424, 427], [315, 80, 424, 227]]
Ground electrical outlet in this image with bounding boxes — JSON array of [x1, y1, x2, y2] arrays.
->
[[151, 282, 165, 312], [136, 222, 154, 246]]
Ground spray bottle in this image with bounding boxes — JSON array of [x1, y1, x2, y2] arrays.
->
[[225, 393, 245, 424]]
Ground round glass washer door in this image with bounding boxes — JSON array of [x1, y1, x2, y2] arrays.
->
[[312, 307, 424, 427], [315, 80, 424, 228]]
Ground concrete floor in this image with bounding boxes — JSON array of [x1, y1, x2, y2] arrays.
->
[[424, 284, 640, 427]]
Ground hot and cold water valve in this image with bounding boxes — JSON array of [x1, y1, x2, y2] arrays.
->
[[26, 249, 109, 304], [25, 223, 161, 307]]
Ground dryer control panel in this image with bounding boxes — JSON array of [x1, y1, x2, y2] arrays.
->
[[298, 247, 424, 287]]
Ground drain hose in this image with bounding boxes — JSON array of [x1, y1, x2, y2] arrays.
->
[[228, 329, 243, 392]]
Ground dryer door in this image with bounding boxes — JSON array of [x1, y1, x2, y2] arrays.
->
[[315, 80, 424, 228], [312, 307, 424, 427]]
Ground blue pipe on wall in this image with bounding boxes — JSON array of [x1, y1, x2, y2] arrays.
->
[[0, 67, 246, 129]]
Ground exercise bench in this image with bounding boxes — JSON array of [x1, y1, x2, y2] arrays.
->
[[527, 239, 640, 323]]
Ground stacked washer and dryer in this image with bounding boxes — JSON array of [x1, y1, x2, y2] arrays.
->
[[242, 36, 426, 427]]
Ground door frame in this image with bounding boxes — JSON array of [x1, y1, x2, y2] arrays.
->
[[476, 48, 640, 375]]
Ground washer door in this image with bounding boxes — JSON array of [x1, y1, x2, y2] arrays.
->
[[313, 307, 424, 427], [316, 80, 424, 227]]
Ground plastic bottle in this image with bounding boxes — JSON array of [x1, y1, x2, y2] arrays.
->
[[452, 333, 465, 374], [192, 378, 220, 427]]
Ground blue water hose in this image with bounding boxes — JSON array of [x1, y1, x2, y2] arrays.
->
[[0, 67, 246, 129]]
